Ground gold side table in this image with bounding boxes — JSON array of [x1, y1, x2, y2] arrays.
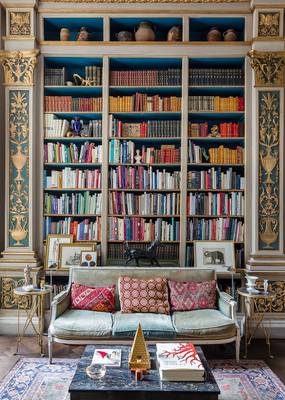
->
[[14, 286, 51, 356], [238, 287, 275, 359]]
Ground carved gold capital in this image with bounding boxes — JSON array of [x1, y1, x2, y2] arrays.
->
[[248, 50, 285, 87], [258, 12, 280, 38], [0, 49, 40, 86]]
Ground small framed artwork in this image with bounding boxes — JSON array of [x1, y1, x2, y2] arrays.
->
[[194, 241, 235, 271], [45, 234, 73, 269], [80, 251, 97, 267], [58, 243, 95, 270]]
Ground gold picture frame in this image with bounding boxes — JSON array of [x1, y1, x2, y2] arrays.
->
[[45, 234, 73, 269], [194, 240, 235, 271], [58, 243, 96, 270]]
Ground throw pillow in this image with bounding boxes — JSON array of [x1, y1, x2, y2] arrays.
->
[[119, 276, 170, 314], [168, 280, 216, 311], [71, 283, 116, 312]]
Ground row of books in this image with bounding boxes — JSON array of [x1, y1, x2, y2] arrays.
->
[[189, 68, 244, 86], [44, 67, 66, 86], [188, 142, 244, 164], [108, 242, 179, 260], [187, 168, 244, 190], [110, 69, 182, 86], [109, 192, 180, 216], [84, 66, 102, 86], [110, 115, 181, 138], [187, 192, 244, 216], [189, 96, 244, 112], [109, 94, 181, 112], [45, 96, 102, 112], [189, 122, 244, 138], [44, 217, 101, 240], [109, 166, 180, 190], [45, 168, 101, 189], [108, 217, 180, 241], [44, 143, 102, 163], [109, 140, 181, 164], [186, 217, 244, 241], [44, 192, 102, 215]]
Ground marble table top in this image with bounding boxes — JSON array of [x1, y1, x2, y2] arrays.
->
[[69, 344, 220, 397]]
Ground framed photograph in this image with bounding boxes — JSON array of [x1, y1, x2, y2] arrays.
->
[[80, 251, 97, 267], [45, 234, 73, 269], [58, 243, 95, 270], [194, 241, 235, 271]]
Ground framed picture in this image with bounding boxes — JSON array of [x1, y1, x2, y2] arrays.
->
[[58, 243, 95, 270], [194, 241, 235, 271], [45, 234, 73, 269], [80, 251, 97, 267]]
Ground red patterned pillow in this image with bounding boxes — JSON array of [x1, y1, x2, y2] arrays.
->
[[119, 276, 170, 314], [71, 283, 116, 312], [168, 280, 216, 311]]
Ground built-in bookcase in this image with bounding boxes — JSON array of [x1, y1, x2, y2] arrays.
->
[[42, 54, 246, 270]]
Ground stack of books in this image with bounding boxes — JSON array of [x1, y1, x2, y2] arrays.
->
[[44, 67, 66, 86], [156, 343, 205, 382], [85, 66, 102, 86]]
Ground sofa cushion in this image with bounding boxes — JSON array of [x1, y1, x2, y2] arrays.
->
[[51, 309, 113, 338], [119, 276, 170, 314], [112, 311, 175, 338], [71, 283, 116, 312], [168, 280, 216, 312], [172, 309, 236, 340]]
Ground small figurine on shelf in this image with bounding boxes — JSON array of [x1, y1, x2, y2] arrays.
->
[[71, 117, 83, 136], [23, 264, 34, 292], [207, 27, 222, 41], [76, 27, 91, 41], [223, 29, 238, 41], [167, 25, 182, 42], [115, 31, 134, 41], [60, 28, 70, 41], [134, 149, 142, 164], [210, 125, 219, 137]]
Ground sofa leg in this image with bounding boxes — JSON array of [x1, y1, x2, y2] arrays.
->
[[48, 333, 53, 364], [235, 335, 240, 363]]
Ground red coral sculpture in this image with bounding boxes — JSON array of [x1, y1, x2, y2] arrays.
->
[[161, 343, 202, 367]]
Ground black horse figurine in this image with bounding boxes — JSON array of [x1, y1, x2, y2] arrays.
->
[[124, 240, 160, 266]]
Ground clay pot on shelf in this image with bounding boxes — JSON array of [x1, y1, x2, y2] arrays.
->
[[76, 27, 91, 41], [60, 28, 70, 41], [115, 31, 134, 41], [167, 25, 182, 42], [223, 29, 238, 41], [135, 21, 156, 41], [207, 27, 222, 41]]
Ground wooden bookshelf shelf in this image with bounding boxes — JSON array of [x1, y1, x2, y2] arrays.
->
[[44, 86, 102, 89], [110, 137, 181, 141], [109, 163, 181, 167], [44, 137, 102, 141], [44, 188, 101, 191], [109, 86, 182, 89], [187, 189, 244, 192], [187, 163, 244, 166], [187, 215, 244, 218], [108, 240, 180, 243], [109, 214, 180, 218], [109, 189, 180, 192], [44, 163, 102, 166], [188, 137, 244, 141], [44, 214, 101, 217]]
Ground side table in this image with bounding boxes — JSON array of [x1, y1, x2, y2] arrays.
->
[[14, 286, 51, 356], [237, 287, 275, 359]]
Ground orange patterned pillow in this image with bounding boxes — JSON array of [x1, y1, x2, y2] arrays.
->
[[119, 276, 170, 314]]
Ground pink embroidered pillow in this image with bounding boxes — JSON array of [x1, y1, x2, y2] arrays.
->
[[168, 280, 216, 311], [71, 283, 116, 312], [119, 276, 170, 314]]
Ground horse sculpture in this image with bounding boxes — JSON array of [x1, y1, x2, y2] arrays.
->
[[124, 240, 160, 266]]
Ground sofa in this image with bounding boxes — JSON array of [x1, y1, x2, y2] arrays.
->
[[48, 267, 240, 363]]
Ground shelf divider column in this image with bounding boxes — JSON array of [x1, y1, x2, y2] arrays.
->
[[101, 56, 110, 265], [179, 56, 189, 267]]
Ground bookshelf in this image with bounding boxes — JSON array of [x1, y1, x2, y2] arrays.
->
[[41, 47, 246, 274]]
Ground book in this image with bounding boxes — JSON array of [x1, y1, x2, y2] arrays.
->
[[156, 343, 205, 382], [91, 349, 121, 367]]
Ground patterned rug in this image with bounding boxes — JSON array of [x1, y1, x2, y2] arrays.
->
[[0, 358, 285, 400]]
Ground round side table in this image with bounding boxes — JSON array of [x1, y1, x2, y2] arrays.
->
[[14, 286, 51, 356], [237, 287, 275, 359]]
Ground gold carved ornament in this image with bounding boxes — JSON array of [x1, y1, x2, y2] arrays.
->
[[9, 11, 31, 37], [256, 281, 285, 313], [0, 49, 40, 86], [1, 277, 30, 309], [258, 92, 280, 250], [258, 12, 280, 38], [248, 50, 285, 87], [39, 0, 246, 2]]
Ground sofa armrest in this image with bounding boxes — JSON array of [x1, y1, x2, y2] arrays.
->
[[50, 290, 70, 322], [217, 289, 237, 321]]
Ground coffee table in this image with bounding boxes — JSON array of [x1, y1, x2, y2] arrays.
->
[[69, 344, 220, 400]]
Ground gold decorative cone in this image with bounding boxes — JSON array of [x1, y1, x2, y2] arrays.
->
[[128, 323, 151, 370]]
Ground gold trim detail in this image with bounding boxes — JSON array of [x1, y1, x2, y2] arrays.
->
[[8, 11, 31, 37], [248, 50, 285, 87], [258, 12, 280, 38], [0, 50, 39, 86], [39, 0, 247, 2], [256, 281, 285, 312], [0, 277, 30, 309]]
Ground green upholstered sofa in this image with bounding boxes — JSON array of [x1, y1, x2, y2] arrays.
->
[[48, 267, 240, 363]]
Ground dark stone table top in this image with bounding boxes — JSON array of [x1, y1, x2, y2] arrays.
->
[[69, 344, 220, 397]]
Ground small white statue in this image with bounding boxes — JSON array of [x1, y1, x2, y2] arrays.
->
[[23, 264, 33, 291], [134, 149, 142, 164], [263, 279, 269, 293]]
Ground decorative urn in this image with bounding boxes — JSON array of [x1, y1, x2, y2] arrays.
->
[[207, 27, 222, 41], [135, 21, 156, 41]]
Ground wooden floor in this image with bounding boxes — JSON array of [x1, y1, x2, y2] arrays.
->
[[0, 335, 284, 384]]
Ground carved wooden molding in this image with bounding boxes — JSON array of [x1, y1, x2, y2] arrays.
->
[[258, 12, 280, 38], [0, 49, 40, 86], [8, 10, 32, 37], [39, 0, 246, 2], [248, 50, 285, 87]]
